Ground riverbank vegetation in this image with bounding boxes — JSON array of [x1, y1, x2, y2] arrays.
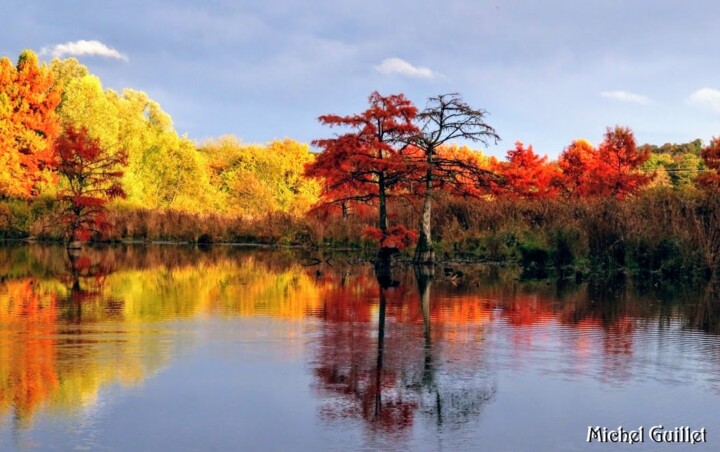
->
[[2, 49, 720, 278]]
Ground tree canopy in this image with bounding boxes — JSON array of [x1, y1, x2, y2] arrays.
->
[[0, 50, 61, 198]]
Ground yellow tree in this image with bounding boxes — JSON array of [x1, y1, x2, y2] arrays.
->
[[201, 137, 319, 217], [52, 59, 217, 213]]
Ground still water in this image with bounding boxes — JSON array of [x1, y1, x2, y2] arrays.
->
[[1, 244, 719, 451]]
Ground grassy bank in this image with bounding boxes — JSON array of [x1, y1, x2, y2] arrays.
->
[[417, 190, 719, 280], [2, 190, 719, 279]]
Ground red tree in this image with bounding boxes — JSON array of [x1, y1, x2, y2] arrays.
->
[[697, 137, 720, 191], [494, 142, 559, 199], [55, 126, 128, 243], [556, 127, 650, 198], [595, 126, 651, 197], [556, 138, 598, 197], [305, 92, 419, 256]]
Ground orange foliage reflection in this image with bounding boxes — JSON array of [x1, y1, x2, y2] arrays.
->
[[0, 279, 59, 428]]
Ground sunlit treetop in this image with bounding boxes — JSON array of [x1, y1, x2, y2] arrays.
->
[[0, 50, 61, 198]]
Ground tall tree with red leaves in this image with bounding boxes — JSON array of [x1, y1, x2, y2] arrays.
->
[[596, 126, 651, 198], [305, 92, 419, 258], [55, 126, 128, 244]]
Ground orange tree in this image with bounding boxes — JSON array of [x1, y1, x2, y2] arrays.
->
[[305, 92, 419, 258], [556, 139, 597, 197], [557, 127, 651, 198], [0, 50, 61, 198], [493, 141, 559, 199], [597, 126, 651, 197], [55, 126, 127, 243]]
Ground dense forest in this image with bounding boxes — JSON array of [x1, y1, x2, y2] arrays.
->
[[2, 50, 720, 277]]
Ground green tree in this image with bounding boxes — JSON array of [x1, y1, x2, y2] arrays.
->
[[670, 153, 703, 190]]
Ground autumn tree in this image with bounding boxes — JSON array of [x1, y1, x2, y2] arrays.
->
[[696, 137, 720, 192], [0, 50, 61, 198], [557, 127, 651, 198], [494, 141, 559, 199], [409, 93, 499, 263], [556, 138, 597, 197], [55, 126, 128, 244], [306, 92, 419, 258], [670, 153, 703, 190], [201, 136, 320, 217], [52, 59, 218, 213], [597, 126, 651, 197]]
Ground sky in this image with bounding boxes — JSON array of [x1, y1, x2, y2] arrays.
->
[[2, 0, 720, 158]]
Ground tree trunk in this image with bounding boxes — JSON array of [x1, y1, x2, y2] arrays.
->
[[378, 171, 388, 236], [377, 170, 396, 263], [414, 163, 435, 263]]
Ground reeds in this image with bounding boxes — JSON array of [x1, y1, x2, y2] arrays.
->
[[2, 190, 719, 278]]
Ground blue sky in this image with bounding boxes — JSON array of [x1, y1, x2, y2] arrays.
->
[[2, 0, 719, 158]]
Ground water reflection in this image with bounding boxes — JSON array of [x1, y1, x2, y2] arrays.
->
[[1, 244, 720, 449], [312, 262, 496, 435]]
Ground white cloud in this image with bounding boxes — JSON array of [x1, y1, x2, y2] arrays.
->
[[41, 40, 128, 61], [600, 90, 651, 105], [687, 88, 720, 113], [375, 57, 436, 79]]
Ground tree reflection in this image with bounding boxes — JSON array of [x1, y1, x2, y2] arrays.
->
[[312, 262, 496, 435], [0, 249, 169, 432], [0, 279, 59, 430], [62, 248, 124, 322], [685, 280, 720, 334], [411, 265, 496, 428], [3, 244, 720, 435], [313, 263, 417, 432]]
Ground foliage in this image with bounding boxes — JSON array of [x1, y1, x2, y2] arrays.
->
[[494, 141, 559, 199], [557, 138, 599, 197], [306, 91, 419, 249], [51, 59, 219, 213], [200, 136, 320, 217], [557, 127, 651, 198], [597, 126, 652, 197], [56, 126, 128, 241], [362, 225, 418, 251], [697, 137, 720, 191], [2, 49, 720, 277], [0, 50, 61, 198]]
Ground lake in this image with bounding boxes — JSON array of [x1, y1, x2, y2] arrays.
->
[[1, 244, 719, 451]]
